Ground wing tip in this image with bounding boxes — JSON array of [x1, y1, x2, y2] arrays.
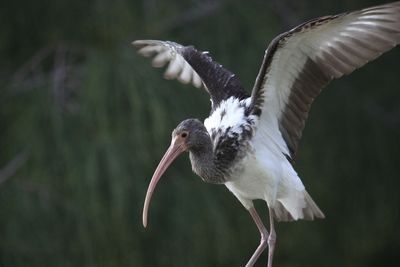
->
[[131, 40, 146, 48], [131, 39, 163, 48]]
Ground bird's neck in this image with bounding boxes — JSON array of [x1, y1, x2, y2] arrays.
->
[[189, 141, 226, 184]]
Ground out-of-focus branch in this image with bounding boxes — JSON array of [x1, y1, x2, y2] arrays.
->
[[7, 42, 85, 113], [0, 151, 29, 186], [9, 45, 53, 92]]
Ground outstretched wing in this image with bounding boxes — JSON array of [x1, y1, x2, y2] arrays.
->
[[133, 40, 248, 110], [250, 1, 400, 160]]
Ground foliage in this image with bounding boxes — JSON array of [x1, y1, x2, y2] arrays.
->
[[1, 0, 399, 266]]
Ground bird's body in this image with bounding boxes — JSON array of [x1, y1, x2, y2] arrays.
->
[[199, 95, 322, 220], [134, 2, 400, 267]]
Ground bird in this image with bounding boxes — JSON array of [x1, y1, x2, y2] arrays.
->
[[133, 2, 400, 267]]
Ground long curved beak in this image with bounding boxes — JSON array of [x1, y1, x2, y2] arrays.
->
[[142, 135, 187, 228]]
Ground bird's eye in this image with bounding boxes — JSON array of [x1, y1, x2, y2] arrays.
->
[[181, 132, 188, 138]]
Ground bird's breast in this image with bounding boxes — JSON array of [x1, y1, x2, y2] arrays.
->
[[203, 97, 257, 180]]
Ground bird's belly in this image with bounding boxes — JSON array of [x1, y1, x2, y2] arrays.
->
[[224, 153, 279, 208]]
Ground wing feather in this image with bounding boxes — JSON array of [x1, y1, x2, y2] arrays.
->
[[250, 1, 400, 160], [133, 40, 248, 109]]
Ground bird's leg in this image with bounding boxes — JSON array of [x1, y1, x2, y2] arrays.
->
[[245, 207, 269, 267], [267, 207, 277, 267]]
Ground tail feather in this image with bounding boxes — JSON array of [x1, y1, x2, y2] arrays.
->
[[302, 191, 325, 220], [273, 190, 324, 222]]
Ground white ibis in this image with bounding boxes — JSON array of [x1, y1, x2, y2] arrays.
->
[[133, 2, 400, 267]]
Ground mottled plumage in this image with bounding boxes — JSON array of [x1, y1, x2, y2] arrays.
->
[[136, 2, 400, 267]]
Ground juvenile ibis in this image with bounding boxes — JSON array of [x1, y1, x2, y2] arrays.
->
[[133, 2, 400, 266]]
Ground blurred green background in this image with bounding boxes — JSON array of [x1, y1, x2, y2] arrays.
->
[[1, 0, 399, 266]]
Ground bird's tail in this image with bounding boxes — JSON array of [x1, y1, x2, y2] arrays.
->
[[273, 190, 325, 222], [302, 191, 325, 220]]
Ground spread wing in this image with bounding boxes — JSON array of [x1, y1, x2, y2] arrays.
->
[[133, 40, 248, 110], [250, 1, 400, 160]]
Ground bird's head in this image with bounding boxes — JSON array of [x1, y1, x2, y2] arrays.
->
[[172, 118, 210, 151], [142, 118, 208, 227]]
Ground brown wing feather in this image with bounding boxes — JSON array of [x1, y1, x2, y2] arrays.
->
[[132, 40, 248, 110], [250, 1, 400, 160]]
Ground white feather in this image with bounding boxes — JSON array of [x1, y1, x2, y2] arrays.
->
[[178, 62, 193, 84], [204, 97, 252, 136], [164, 54, 184, 79], [133, 40, 205, 89]]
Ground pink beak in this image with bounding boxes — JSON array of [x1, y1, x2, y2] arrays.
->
[[142, 135, 187, 227]]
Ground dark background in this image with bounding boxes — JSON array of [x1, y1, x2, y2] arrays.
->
[[1, 0, 399, 266]]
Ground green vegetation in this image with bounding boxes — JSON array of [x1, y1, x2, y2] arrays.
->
[[1, 0, 399, 266]]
